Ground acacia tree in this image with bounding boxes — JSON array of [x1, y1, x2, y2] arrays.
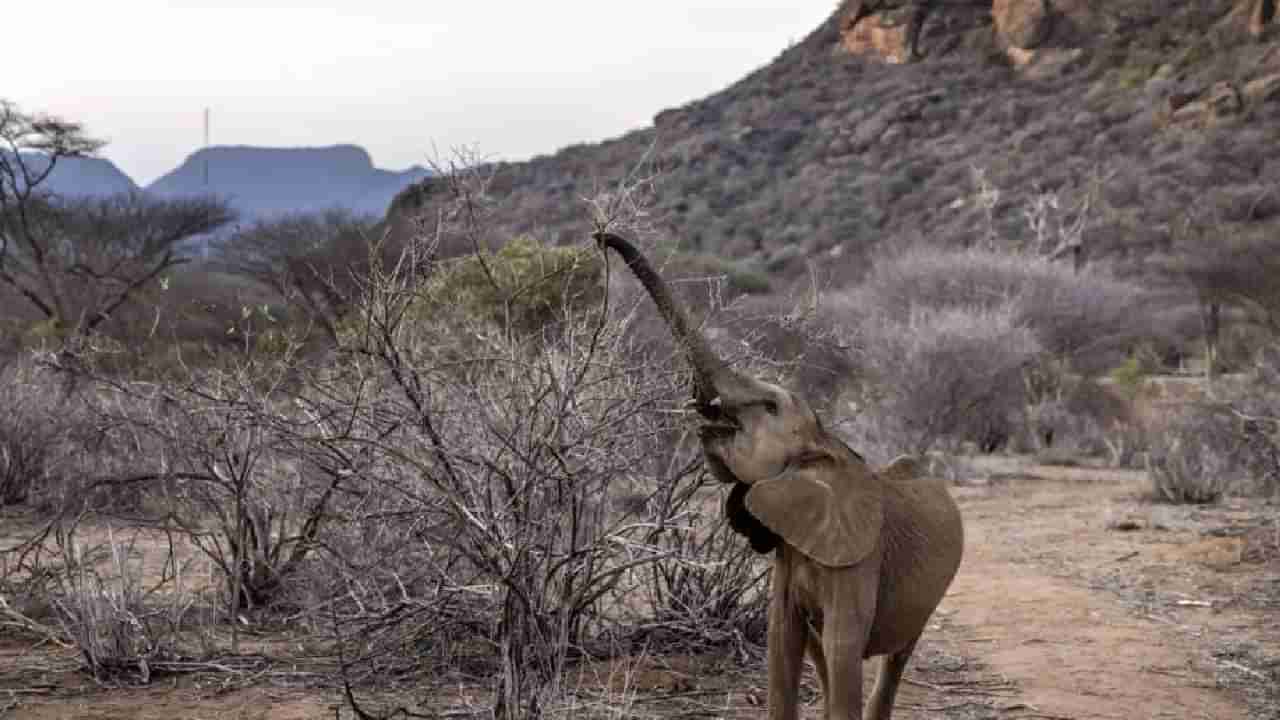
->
[[218, 209, 383, 343], [0, 100, 234, 340], [1159, 198, 1280, 378]]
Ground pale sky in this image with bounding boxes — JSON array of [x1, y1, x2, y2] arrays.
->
[[10, 1, 835, 186]]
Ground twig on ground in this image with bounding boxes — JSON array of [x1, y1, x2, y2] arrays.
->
[[906, 676, 1016, 696], [1220, 659, 1267, 680], [904, 677, 946, 691], [899, 700, 992, 712]]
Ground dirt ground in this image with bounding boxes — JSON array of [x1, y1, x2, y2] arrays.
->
[[3, 457, 1278, 719]]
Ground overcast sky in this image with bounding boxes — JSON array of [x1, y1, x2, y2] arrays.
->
[[11, 1, 835, 186]]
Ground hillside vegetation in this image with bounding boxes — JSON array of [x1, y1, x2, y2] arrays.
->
[[390, 0, 1280, 286]]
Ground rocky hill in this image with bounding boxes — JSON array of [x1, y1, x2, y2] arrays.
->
[[388, 0, 1280, 288], [147, 144, 429, 222]]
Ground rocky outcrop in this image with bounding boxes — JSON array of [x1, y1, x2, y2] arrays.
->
[[1163, 72, 1280, 127], [1244, 71, 1280, 103], [836, 1, 992, 64], [993, 0, 1109, 79], [837, 4, 918, 64], [1222, 0, 1276, 38], [993, 0, 1054, 49], [1251, 0, 1277, 37]]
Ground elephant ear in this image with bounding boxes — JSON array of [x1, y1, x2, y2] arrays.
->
[[744, 453, 884, 568], [725, 482, 781, 554]]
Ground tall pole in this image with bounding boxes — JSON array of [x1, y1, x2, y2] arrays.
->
[[200, 107, 208, 184], [202, 108, 211, 259]]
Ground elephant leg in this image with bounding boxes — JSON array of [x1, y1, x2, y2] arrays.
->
[[768, 577, 807, 720], [867, 636, 919, 720], [821, 614, 868, 720], [805, 623, 830, 719], [822, 562, 878, 720]]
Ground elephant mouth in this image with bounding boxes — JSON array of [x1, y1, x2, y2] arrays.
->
[[697, 416, 739, 441], [687, 396, 740, 439], [704, 448, 737, 483]]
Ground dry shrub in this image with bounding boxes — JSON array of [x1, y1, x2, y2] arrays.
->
[[1145, 347, 1280, 504], [0, 361, 63, 506], [0, 358, 96, 509], [850, 304, 1042, 456], [1233, 347, 1280, 499], [1020, 376, 1145, 466], [633, 497, 770, 656], [1146, 407, 1237, 504], [838, 244, 1159, 457], [327, 233, 743, 717], [85, 348, 354, 615], [303, 161, 776, 719], [857, 245, 1151, 373], [51, 526, 202, 682]]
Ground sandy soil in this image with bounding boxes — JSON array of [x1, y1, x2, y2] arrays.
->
[[932, 458, 1278, 720], [3, 457, 1277, 719]]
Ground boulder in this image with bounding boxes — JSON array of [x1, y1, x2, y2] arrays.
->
[[994, 0, 1054, 50], [1167, 81, 1251, 127], [1254, 0, 1276, 37], [1208, 81, 1244, 119], [1220, 0, 1275, 39], [1243, 72, 1280, 104], [838, 6, 916, 64], [1170, 99, 1211, 126], [1246, 0, 1275, 38]]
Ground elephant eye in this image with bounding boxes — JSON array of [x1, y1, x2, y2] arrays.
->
[[763, 399, 778, 415]]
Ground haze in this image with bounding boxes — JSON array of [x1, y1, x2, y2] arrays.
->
[[11, 1, 834, 186]]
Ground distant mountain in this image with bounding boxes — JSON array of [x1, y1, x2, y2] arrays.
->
[[146, 144, 430, 222], [3, 152, 139, 197]]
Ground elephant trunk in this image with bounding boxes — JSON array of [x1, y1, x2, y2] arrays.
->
[[594, 231, 727, 408]]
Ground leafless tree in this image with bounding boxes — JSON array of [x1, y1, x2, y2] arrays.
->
[[218, 209, 381, 343], [0, 100, 234, 341], [1161, 204, 1280, 378], [311, 157, 771, 720]]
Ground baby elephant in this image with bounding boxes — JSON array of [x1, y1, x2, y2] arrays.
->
[[596, 230, 964, 720]]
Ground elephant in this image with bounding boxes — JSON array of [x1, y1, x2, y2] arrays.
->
[[594, 231, 964, 720]]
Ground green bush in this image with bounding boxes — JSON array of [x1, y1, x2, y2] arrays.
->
[[422, 237, 604, 334], [1108, 354, 1147, 401]]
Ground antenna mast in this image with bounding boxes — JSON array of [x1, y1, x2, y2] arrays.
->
[[202, 107, 210, 186]]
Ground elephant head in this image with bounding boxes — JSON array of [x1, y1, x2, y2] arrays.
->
[[594, 231, 882, 567]]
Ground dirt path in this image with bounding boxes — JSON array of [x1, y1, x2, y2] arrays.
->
[[915, 459, 1278, 720], [942, 525, 1246, 719]]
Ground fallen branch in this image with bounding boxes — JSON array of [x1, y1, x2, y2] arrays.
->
[[899, 700, 991, 712], [905, 676, 1016, 696], [1220, 659, 1267, 680], [0, 596, 71, 648]]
